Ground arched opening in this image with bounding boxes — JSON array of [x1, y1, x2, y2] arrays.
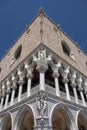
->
[[45, 65, 55, 88], [68, 81, 74, 97], [78, 112, 87, 130], [15, 105, 34, 130], [59, 75, 66, 93], [32, 67, 39, 88], [22, 77, 28, 94], [77, 88, 81, 100], [1, 113, 12, 130], [52, 104, 74, 130]]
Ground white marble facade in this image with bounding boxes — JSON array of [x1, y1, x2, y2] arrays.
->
[[0, 46, 87, 130]]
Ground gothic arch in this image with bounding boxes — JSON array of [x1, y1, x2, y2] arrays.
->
[[51, 103, 75, 130], [76, 110, 87, 130], [14, 104, 35, 130], [0, 112, 12, 130]]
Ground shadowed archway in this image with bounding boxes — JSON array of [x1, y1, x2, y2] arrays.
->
[[77, 110, 87, 130], [15, 104, 34, 130], [1, 112, 12, 130], [51, 103, 74, 130]]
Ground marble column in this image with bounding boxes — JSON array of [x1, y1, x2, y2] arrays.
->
[[11, 75, 17, 105], [18, 70, 25, 102], [37, 62, 48, 91], [26, 68, 33, 97], [0, 83, 6, 109], [37, 69, 45, 91], [83, 83, 87, 100], [78, 83, 86, 106], [62, 77, 70, 100], [71, 82, 78, 104], [53, 70, 60, 97], [5, 79, 11, 108], [5, 92, 10, 108]]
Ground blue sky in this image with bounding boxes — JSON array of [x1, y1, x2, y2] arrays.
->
[[0, 0, 87, 60]]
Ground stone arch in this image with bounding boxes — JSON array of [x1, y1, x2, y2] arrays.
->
[[1, 112, 12, 130], [77, 110, 87, 130], [51, 103, 75, 130], [14, 104, 34, 130]]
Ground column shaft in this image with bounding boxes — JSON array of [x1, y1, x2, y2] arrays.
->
[[11, 89, 15, 105], [0, 97, 4, 108], [40, 71, 45, 91], [65, 83, 70, 100], [18, 85, 23, 102], [5, 94, 9, 108], [73, 87, 78, 103], [80, 91, 86, 106], [55, 77, 60, 96], [27, 78, 31, 97]]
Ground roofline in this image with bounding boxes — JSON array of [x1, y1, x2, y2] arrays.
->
[[0, 8, 87, 63]]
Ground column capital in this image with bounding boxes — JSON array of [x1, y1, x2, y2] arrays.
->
[[52, 66, 60, 78], [62, 76, 69, 83], [78, 86, 83, 91], [26, 67, 33, 79], [76, 79, 83, 91], [18, 70, 25, 85], [69, 75, 76, 88], [70, 82, 76, 88], [25, 63, 33, 79], [6, 79, 11, 94], [36, 60, 48, 72], [11, 74, 18, 90], [52, 72, 59, 78], [33, 48, 52, 72], [60, 69, 69, 83], [1, 83, 6, 97]]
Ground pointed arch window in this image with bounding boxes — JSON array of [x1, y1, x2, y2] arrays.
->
[[14, 44, 22, 59], [61, 41, 75, 61]]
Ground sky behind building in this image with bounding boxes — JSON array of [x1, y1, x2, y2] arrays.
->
[[0, 0, 87, 60]]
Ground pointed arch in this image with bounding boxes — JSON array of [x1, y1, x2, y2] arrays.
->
[[62, 41, 71, 56], [1, 112, 12, 130], [51, 103, 75, 130], [76, 110, 87, 130], [14, 104, 35, 130]]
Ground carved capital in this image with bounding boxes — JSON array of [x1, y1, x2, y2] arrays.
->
[[6, 79, 11, 94], [18, 79, 25, 86], [11, 74, 18, 90], [78, 86, 83, 91], [33, 48, 52, 72], [26, 68, 33, 79], [1, 83, 6, 97], [52, 67, 59, 78], [70, 82, 76, 88], [18, 70, 25, 85], [69, 76, 76, 88], [62, 72, 69, 83], [36, 60, 48, 72], [62, 77, 69, 84]]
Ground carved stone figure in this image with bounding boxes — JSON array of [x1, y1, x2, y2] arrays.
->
[[36, 91, 48, 117]]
